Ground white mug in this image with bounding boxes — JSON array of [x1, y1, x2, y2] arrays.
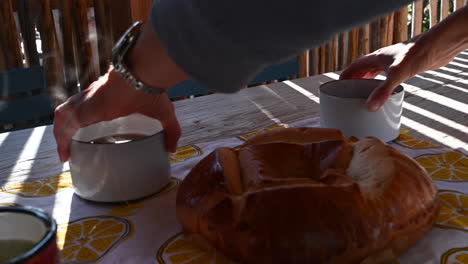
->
[[70, 113, 171, 202], [319, 79, 404, 142]]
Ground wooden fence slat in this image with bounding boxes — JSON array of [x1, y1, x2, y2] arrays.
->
[[359, 24, 370, 57], [71, 0, 97, 90], [0, 0, 23, 70], [338, 32, 348, 70], [327, 36, 338, 72], [94, 0, 114, 75], [380, 14, 394, 47], [17, 0, 40, 67], [370, 19, 381, 52], [412, 1, 424, 37], [0, 42, 6, 71], [299, 50, 309, 78], [310, 47, 319, 76], [130, 0, 153, 21], [58, 0, 79, 95], [32, 0, 66, 105], [441, 0, 450, 20], [109, 0, 133, 43], [319, 45, 327, 74], [347, 29, 359, 66], [394, 7, 408, 43], [430, 0, 439, 28]]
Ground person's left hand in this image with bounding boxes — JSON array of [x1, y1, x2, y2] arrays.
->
[[53, 69, 181, 162]]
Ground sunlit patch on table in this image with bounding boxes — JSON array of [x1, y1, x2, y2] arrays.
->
[[436, 190, 468, 233], [57, 215, 133, 263], [416, 152, 467, 182], [171, 145, 204, 163], [0, 203, 22, 207], [236, 124, 287, 141], [1, 171, 73, 197], [157, 233, 232, 264], [441, 247, 468, 264]]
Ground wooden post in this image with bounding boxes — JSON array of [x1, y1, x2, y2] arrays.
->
[[440, 0, 450, 20], [411, 0, 424, 37], [94, 0, 114, 75], [327, 36, 338, 72], [298, 50, 309, 78], [310, 47, 319, 76], [455, 0, 465, 9], [394, 7, 408, 43], [0, 0, 23, 70], [370, 19, 381, 52], [58, 0, 79, 95], [319, 45, 327, 74], [380, 14, 394, 47], [71, 0, 98, 90], [0, 42, 6, 71], [16, 0, 40, 67], [338, 32, 348, 70], [109, 0, 133, 42], [359, 24, 370, 57], [32, 0, 66, 105], [347, 29, 359, 66], [430, 0, 438, 28], [130, 0, 153, 21]]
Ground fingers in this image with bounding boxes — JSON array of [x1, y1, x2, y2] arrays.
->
[[161, 116, 181, 153], [53, 97, 81, 162], [340, 55, 384, 80], [365, 75, 402, 112], [139, 94, 181, 153]]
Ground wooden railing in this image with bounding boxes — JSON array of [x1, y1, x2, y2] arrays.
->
[[0, 0, 466, 105], [307, 0, 467, 75], [0, 0, 151, 104]]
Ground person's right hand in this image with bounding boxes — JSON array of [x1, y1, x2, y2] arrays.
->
[[53, 69, 181, 163]]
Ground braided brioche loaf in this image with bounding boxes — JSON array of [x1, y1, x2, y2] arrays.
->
[[176, 128, 439, 264]]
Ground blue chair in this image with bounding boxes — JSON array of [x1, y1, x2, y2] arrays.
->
[[167, 58, 300, 100], [0, 66, 54, 132]]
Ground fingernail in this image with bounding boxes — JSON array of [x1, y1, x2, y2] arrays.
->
[[368, 101, 382, 112]]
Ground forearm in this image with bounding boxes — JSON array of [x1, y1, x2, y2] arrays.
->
[[125, 22, 188, 90], [411, 5, 468, 68]]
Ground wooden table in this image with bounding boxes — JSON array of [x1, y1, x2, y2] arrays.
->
[[0, 52, 467, 263], [175, 53, 468, 151]]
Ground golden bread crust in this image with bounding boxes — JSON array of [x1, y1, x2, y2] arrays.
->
[[176, 128, 439, 264]]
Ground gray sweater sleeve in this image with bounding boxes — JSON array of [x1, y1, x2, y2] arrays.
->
[[151, 0, 412, 93]]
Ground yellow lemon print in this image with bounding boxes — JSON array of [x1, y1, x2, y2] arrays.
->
[[416, 152, 468, 182], [441, 247, 468, 264], [58, 215, 133, 263], [436, 190, 468, 232], [237, 124, 287, 141], [393, 133, 439, 149], [157, 233, 233, 264], [1, 172, 73, 197], [171, 145, 203, 163]]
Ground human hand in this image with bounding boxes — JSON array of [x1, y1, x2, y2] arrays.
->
[[341, 5, 468, 112], [53, 69, 181, 162]]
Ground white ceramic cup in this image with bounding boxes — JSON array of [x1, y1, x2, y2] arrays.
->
[[69, 113, 171, 202], [319, 79, 404, 142]]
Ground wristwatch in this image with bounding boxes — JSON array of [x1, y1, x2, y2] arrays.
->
[[112, 21, 166, 95]]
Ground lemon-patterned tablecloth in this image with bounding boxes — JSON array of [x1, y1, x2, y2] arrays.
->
[[0, 118, 466, 264]]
